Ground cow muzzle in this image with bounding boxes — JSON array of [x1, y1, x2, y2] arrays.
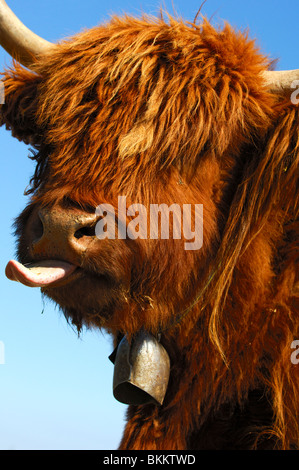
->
[[6, 205, 98, 288]]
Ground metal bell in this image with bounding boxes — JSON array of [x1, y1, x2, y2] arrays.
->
[[110, 330, 170, 406]]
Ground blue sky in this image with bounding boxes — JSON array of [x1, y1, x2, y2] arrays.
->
[[0, 0, 298, 450]]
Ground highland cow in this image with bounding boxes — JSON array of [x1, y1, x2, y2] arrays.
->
[[0, 0, 298, 450]]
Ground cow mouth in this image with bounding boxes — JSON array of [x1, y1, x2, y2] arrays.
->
[[5, 259, 78, 288], [5, 249, 131, 329]]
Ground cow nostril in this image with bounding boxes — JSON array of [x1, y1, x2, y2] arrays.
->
[[31, 210, 44, 242], [74, 225, 96, 239]]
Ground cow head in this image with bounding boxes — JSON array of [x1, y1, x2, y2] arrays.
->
[[1, 1, 298, 409]]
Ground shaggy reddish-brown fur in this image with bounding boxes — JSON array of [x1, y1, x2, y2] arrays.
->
[[1, 14, 298, 449]]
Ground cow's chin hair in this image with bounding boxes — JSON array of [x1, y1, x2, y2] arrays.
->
[[41, 270, 125, 332]]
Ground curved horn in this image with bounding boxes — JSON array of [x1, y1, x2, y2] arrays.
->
[[0, 0, 52, 68], [262, 70, 299, 93]]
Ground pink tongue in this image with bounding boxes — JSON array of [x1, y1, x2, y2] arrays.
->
[[5, 259, 77, 287]]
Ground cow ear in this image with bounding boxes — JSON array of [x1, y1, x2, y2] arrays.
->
[[0, 63, 42, 145]]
